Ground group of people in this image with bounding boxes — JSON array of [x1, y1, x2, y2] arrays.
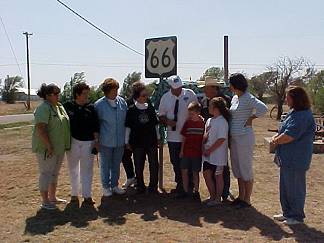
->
[[32, 72, 316, 226]]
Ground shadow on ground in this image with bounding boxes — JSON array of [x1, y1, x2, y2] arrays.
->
[[24, 190, 324, 242]]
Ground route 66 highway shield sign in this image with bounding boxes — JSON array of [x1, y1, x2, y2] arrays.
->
[[145, 36, 177, 78]]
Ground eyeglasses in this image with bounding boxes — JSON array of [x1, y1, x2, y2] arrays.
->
[[50, 92, 60, 96]]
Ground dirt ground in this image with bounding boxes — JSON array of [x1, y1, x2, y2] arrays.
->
[[0, 116, 323, 242], [0, 101, 40, 116]]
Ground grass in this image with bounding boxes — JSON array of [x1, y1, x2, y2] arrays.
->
[[0, 121, 32, 130], [0, 101, 40, 116]]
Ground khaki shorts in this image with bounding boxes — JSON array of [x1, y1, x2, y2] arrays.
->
[[36, 153, 64, 192], [230, 132, 255, 181]]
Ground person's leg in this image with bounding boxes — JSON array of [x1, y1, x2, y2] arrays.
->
[[215, 166, 224, 202], [168, 142, 183, 190], [286, 169, 307, 222], [66, 139, 81, 197], [203, 167, 216, 200], [80, 140, 95, 199], [37, 154, 52, 204], [133, 148, 146, 190], [122, 148, 135, 179], [192, 172, 199, 193], [279, 167, 291, 218], [111, 146, 124, 189], [99, 146, 113, 191], [146, 147, 159, 190], [181, 169, 189, 193], [243, 180, 254, 204], [48, 155, 65, 201], [238, 178, 245, 201], [222, 164, 231, 200]]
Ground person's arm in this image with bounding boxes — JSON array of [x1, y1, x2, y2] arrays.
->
[[271, 133, 294, 145], [203, 138, 225, 156], [180, 137, 186, 158], [245, 95, 268, 126], [36, 123, 53, 157], [125, 127, 132, 150]]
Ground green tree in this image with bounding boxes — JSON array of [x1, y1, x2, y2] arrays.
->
[[88, 85, 104, 103], [60, 72, 86, 103], [120, 71, 141, 99], [248, 72, 272, 100], [307, 70, 324, 104], [200, 67, 224, 81], [267, 57, 314, 120], [0, 75, 24, 104], [314, 87, 324, 113]]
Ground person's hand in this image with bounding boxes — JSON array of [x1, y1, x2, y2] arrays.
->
[[46, 145, 54, 158], [157, 139, 162, 148], [167, 120, 177, 127], [203, 147, 211, 156], [126, 144, 132, 151], [93, 141, 100, 152], [245, 117, 253, 127], [179, 150, 184, 158]]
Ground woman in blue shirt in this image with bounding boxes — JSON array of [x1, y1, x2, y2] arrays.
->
[[95, 78, 127, 199], [271, 86, 316, 225]]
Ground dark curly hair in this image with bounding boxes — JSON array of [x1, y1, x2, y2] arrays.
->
[[132, 81, 146, 100], [37, 83, 60, 99], [286, 86, 311, 111], [73, 82, 90, 99]]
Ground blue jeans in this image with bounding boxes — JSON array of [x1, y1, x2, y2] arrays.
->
[[280, 167, 307, 222], [99, 145, 124, 189]]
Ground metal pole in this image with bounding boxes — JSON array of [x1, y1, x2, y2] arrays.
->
[[23, 32, 32, 110], [158, 77, 164, 191], [224, 35, 229, 85]]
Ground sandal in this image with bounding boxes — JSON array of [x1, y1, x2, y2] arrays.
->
[[41, 202, 57, 210], [50, 198, 67, 204]]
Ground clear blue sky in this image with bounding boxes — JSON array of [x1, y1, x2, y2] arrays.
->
[[1, 0, 324, 89]]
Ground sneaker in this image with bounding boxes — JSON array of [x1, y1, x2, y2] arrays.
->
[[103, 188, 112, 197], [82, 197, 95, 207], [206, 200, 222, 207], [112, 186, 126, 195], [41, 202, 57, 210], [50, 198, 67, 204], [235, 200, 252, 209], [231, 198, 243, 206], [283, 218, 303, 225], [273, 214, 286, 222], [192, 191, 201, 201], [122, 177, 137, 189]]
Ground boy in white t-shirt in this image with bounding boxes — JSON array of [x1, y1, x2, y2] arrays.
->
[[202, 97, 230, 206]]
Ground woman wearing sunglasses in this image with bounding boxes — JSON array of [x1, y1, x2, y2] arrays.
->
[[32, 83, 70, 210], [125, 81, 160, 194]]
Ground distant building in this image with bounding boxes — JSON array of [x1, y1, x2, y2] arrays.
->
[[15, 88, 40, 101]]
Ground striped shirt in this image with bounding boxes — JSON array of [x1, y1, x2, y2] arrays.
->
[[230, 92, 268, 136]]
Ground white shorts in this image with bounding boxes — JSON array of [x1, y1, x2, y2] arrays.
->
[[230, 132, 255, 181]]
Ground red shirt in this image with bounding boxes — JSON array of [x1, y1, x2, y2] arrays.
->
[[181, 117, 205, 158]]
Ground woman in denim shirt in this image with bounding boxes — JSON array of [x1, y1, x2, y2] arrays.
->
[[95, 78, 127, 198], [271, 86, 316, 225]]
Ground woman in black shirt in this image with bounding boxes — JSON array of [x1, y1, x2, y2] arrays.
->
[[125, 82, 159, 194], [64, 82, 99, 206]]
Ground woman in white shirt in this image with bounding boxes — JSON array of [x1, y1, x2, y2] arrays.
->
[[229, 73, 268, 209]]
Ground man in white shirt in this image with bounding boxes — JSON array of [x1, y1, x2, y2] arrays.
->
[[159, 75, 197, 193]]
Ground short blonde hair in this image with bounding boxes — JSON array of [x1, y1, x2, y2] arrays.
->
[[101, 78, 119, 94]]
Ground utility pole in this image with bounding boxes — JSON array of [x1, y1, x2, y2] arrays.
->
[[224, 35, 229, 85], [23, 32, 33, 110]]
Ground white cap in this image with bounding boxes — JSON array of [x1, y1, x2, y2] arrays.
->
[[167, 75, 183, 89]]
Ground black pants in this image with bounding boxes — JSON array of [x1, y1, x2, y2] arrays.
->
[[222, 164, 231, 200], [122, 148, 135, 179], [133, 146, 159, 189], [168, 142, 193, 191]]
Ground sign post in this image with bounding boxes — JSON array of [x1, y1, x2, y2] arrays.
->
[[145, 36, 177, 190]]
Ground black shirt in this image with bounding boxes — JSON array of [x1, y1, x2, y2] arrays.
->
[[200, 94, 231, 121], [64, 101, 100, 141], [125, 104, 159, 148]]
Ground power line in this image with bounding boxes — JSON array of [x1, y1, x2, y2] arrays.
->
[[0, 16, 23, 77], [55, 0, 143, 56]]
